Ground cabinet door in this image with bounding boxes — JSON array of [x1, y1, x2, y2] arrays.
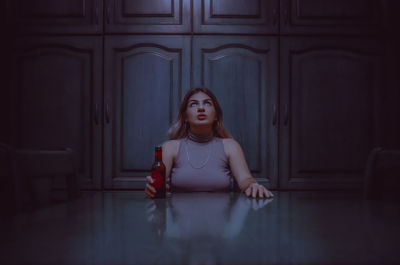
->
[[105, 0, 190, 33], [280, 37, 383, 189], [192, 36, 278, 188], [194, 0, 279, 34], [280, 0, 382, 35], [104, 36, 190, 189], [6, 0, 103, 34], [10, 37, 103, 189]]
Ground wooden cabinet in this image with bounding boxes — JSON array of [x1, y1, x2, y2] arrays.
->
[[6, 0, 103, 34], [105, 0, 191, 33], [10, 37, 103, 189], [5, 1, 389, 191], [279, 37, 383, 189], [104, 36, 190, 189], [193, 0, 279, 34], [6, 0, 384, 35], [280, 0, 383, 35], [192, 36, 279, 188]]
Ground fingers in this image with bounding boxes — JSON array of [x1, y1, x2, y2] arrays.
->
[[145, 185, 155, 198], [245, 186, 251, 197], [258, 185, 264, 198], [244, 183, 274, 199], [245, 183, 260, 198], [146, 175, 154, 184], [252, 185, 257, 198], [260, 186, 274, 199], [146, 175, 169, 198], [146, 183, 156, 193], [145, 175, 156, 198]]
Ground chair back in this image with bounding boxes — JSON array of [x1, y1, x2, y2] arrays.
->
[[15, 148, 76, 177]]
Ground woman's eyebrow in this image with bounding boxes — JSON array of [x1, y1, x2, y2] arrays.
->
[[189, 99, 212, 103]]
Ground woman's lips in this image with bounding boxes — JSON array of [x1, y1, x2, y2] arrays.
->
[[197, 114, 207, 120]]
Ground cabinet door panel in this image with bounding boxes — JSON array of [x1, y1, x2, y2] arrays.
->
[[11, 37, 102, 189], [6, 0, 102, 34], [105, 0, 190, 33], [281, 0, 382, 34], [193, 0, 279, 34], [280, 37, 383, 189], [104, 36, 190, 189], [193, 36, 278, 188]]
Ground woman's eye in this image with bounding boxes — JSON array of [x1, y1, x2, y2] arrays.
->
[[205, 102, 211, 106], [190, 102, 197, 107]]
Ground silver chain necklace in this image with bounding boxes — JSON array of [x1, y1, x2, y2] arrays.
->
[[184, 138, 213, 169]]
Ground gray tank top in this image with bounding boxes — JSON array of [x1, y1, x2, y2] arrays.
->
[[171, 137, 232, 192]]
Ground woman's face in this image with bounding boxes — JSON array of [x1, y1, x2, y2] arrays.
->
[[185, 92, 217, 130]]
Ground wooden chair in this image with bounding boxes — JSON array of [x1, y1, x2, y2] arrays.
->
[[0, 143, 80, 213], [364, 147, 400, 200]]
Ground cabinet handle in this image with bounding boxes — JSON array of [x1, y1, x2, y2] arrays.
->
[[272, 104, 277, 126], [94, 103, 99, 125], [272, 9, 278, 26], [106, 103, 111, 124], [284, 9, 289, 25], [284, 104, 289, 126], [95, 7, 99, 25]]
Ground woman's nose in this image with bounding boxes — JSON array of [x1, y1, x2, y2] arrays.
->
[[197, 103, 205, 111]]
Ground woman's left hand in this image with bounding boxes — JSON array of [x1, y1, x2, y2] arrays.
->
[[244, 183, 274, 198]]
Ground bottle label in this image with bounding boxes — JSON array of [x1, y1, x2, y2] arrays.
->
[[151, 171, 164, 189]]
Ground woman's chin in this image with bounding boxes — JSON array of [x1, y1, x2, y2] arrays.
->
[[189, 122, 213, 130]]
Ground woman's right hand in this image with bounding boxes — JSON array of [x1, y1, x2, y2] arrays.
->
[[145, 175, 170, 198]]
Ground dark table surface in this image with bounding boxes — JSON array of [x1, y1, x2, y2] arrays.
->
[[1, 191, 400, 265]]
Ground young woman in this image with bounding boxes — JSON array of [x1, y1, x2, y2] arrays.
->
[[145, 87, 274, 199]]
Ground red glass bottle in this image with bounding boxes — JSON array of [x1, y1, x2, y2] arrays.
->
[[151, 146, 166, 198]]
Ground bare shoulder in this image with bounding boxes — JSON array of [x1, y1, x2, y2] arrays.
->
[[222, 138, 242, 157], [162, 139, 180, 157]]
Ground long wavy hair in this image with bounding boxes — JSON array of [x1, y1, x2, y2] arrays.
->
[[168, 87, 231, 140]]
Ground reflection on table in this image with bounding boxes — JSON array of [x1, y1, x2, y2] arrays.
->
[[145, 192, 273, 265], [3, 190, 400, 265]]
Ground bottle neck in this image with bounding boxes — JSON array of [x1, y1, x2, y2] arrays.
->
[[155, 151, 162, 162]]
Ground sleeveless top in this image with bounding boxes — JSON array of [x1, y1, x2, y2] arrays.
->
[[171, 137, 233, 192]]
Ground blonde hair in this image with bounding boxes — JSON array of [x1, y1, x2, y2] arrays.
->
[[168, 87, 231, 140]]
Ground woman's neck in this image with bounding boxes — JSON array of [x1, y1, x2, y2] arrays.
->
[[188, 124, 214, 135], [187, 129, 214, 143]]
